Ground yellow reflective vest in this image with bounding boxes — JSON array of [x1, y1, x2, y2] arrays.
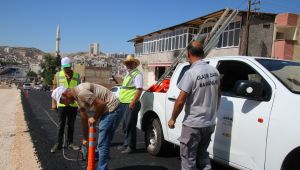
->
[[119, 69, 141, 103], [56, 70, 80, 107]]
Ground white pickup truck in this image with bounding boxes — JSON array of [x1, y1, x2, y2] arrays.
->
[[137, 56, 300, 170]]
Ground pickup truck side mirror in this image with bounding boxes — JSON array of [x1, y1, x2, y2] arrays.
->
[[233, 80, 264, 101]]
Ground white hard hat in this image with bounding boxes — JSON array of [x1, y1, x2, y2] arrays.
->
[[61, 57, 72, 68]]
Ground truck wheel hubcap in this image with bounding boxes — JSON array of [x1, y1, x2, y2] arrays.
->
[[149, 127, 157, 146]]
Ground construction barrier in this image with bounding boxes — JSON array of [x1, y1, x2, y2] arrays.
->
[[87, 125, 96, 170]]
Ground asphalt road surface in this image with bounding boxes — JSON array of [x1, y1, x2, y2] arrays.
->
[[21, 90, 235, 170]]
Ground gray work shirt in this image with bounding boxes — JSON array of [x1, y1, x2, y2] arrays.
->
[[177, 60, 220, 128]]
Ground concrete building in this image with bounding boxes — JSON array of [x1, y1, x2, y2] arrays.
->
[[29, 63, 41, 74], [129, 9, 276, 88], [19, 49, 28, 57], [90, 43, 100, 56], [73, 63, 115, 88], [4, 47, 11, 53], [272, 13, 300, 61], [0, 65, 29, 82]]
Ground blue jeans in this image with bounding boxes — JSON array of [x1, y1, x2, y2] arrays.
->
[[97, 105, 123, 170]]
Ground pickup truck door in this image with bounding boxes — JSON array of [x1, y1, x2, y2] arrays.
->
[[207, 59, 275, 169], [165, 63, 190, 143]]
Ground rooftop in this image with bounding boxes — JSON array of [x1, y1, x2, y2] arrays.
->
[[128, 8, 276, 43]]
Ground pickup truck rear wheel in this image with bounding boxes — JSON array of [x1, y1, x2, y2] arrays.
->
[[145, 118, 165, 156]]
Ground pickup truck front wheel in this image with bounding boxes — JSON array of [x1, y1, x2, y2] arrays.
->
[[145, 118, 165, 156]]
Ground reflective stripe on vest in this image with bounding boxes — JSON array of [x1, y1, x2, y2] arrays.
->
[[57, 70, 80, 107], [119, 69, 140, 103]]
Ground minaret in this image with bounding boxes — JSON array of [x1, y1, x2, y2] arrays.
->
[[56, 25, 60, 56]]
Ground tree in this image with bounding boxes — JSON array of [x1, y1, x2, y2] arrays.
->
[[27, 71, 37, 77], [40, 54, 61, 86]]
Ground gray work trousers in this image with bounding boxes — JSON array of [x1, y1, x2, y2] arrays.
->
[[178, 124, 215, 170], [121, 101, 141, 149]]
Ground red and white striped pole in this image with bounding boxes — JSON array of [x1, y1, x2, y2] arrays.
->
[[87, 125, 96, 170]]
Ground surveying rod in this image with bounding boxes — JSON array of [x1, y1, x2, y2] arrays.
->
[[87, 125, 96, 170]]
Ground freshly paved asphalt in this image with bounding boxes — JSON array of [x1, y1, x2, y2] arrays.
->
[[21, 90, 234, 170]]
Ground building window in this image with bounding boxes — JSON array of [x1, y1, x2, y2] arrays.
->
[[135, 43, 143, 56], [137, 20, 242, 56], [217, 21, 241, 48], [139, 28, 189, 55]]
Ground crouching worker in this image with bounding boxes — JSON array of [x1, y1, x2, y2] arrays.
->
[[52, 82, 123, 170]]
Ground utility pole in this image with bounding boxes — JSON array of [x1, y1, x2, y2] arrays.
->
[[242, 0, 260, 56], [245, 0, 251, 56]]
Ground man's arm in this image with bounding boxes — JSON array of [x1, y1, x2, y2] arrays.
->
[[88, 98, 107, 126], [129, 88, 143, 109], [51, 75, 58, 110], [130, 73, 143, 109], [168, 90, 188, 129], [80, 75, 85, 83], [79, 108, 89, 144], [217, 84, 221, 111]]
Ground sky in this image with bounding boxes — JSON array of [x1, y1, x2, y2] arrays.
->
[[0, 0, 300, 54]]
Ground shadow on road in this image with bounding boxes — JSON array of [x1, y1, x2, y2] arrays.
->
[[113, 165, 168, 170]]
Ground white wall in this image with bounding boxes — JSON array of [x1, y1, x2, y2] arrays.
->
[[206, 47, 239, 57]]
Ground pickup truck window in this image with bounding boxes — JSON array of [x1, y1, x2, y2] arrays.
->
[[256, 59, 300, 94], [177, 65, 191, 85], [217, 60, 271, 101]]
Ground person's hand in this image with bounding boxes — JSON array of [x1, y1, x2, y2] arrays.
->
[[51, 103, 58, 112], [88, 117, 96, 126], [52, 107, 58, 112], [51, 99, 57, 109], [129, 102, 136, 110], [168, 119, 175, 129]]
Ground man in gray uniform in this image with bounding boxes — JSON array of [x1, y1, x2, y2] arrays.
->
[[168, 41, 221, 170]]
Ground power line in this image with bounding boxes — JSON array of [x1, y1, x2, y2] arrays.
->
[[251, 0, 261, 12]]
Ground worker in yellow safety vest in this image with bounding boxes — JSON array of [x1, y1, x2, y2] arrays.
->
[[117, 55, 143, 154], [51, 56, 81, 153]]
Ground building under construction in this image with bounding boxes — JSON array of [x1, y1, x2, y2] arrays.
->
[[129, 9, 277, 88], [74, 64, 118, 89]]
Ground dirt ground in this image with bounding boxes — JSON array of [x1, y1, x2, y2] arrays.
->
[[0, 89, 41, 170]]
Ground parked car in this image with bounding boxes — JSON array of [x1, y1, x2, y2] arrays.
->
[[34, 84, 43, 90], [23, 83, 32, 90], [138, 56, 300, 170], [111, 85, 121, 98]]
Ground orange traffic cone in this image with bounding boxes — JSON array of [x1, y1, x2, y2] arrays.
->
[[24, 90, 29, 98], [87, 125, 96, 170]]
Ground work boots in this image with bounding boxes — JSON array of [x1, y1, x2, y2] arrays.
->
[[120, 147, 135, 154], [50, 143, 62, 153], [50, 143, 79, 153], [68, 143, 80, 151]]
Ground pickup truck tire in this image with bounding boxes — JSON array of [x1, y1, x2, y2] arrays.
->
[[145, 118, 165, 156], [282, 148, 300, 170]]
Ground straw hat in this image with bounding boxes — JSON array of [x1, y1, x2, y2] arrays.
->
[[123, 55, 140, 66]]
